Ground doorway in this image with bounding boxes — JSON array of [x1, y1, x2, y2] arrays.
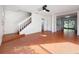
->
[[64, 17, 77, 35], [56, 13, 77, 35]]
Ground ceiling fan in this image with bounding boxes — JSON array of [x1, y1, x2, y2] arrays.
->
[[34, 5, 50, 15], [42, 5, 50, 12]]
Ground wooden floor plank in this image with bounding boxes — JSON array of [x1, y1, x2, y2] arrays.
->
[[0, 31, 79, 54]]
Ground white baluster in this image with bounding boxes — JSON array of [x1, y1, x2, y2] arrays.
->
[[18, 16, 31, 35]]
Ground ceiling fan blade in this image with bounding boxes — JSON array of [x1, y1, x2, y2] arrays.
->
[[45, 9, 50, 12], [43, 5, 47, 8], [42, 5, 47, 10]]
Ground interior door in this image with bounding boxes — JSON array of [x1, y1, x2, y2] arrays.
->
[[41, 18, 48, 32]]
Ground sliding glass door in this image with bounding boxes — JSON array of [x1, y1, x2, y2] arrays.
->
[[64, 18, 77, 34]]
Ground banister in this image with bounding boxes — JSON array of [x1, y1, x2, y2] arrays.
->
[[18, 16, 32, 33]]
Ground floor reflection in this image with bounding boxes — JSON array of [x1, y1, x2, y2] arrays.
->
[[64, 29, 76, 38]]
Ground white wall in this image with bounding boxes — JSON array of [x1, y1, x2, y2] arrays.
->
[[46, 15, 52, 31], [4, 10, 30, 34], [0, 6, 3, 45], [52, 14, 57, 32], [20, 13, 52, 35], [77, 11, 79, 35], [27, 13, 42, 34]]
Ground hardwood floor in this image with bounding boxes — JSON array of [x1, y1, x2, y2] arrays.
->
[[0, 31, 79, 54], [2, 33, 25, 43]]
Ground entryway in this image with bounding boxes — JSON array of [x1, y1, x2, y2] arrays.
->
[[56, 13, 77, 36]]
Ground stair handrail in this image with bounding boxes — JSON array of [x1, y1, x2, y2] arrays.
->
[[17, 16, 31, 32], [18, 16, 31, 26]]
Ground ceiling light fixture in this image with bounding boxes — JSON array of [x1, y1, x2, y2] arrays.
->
[[65, 16, 70, 18]]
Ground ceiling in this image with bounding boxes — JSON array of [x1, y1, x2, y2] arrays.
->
[[5, 5, 79, 15]]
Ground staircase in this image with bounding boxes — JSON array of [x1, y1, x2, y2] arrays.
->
[[18, 16, 32, 35], [2, 16, 32, 43]]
